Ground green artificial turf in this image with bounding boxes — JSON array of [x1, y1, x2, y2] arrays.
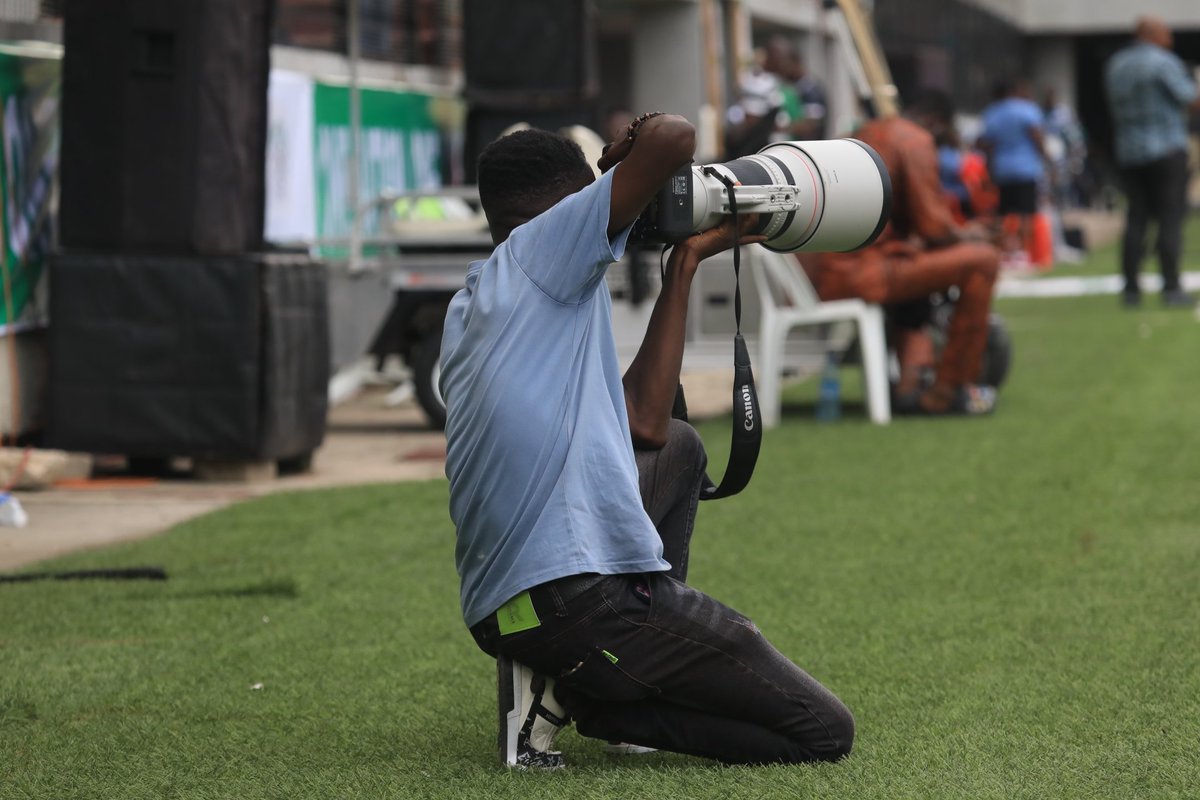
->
[[3, 292, 1199, 799], [1040, 212, 1200, 279]]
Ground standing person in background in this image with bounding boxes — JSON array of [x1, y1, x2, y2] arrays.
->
[[1041, 88, 1087, 210], [980, 78, 1046, 268], [1105, 16, 1200, 308], [779, 46, 829, 141], [726, 36, 829, 156], [937, 125, 973, 221], [725, 45, 786, 158]]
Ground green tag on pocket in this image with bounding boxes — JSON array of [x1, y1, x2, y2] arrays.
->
[[497, 591, 540, 635]]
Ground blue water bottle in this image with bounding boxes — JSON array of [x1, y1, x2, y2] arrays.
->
[[816, 351, 842, 422]]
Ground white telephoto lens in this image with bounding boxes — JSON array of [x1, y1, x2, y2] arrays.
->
[[689, 139, 891, 253]]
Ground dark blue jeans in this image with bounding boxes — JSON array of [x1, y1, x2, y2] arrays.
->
[[470, 421, 854, 764]]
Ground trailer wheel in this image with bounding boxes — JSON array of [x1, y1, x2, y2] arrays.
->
[[412, 330, 447, 430]]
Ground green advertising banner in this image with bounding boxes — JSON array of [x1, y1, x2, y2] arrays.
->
[[312, 83, 443, 252], [0, 50, 58, 333]]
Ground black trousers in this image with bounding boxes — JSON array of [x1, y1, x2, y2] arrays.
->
[[1120, 149, 1190, 295], [470, 420, 854, 765]]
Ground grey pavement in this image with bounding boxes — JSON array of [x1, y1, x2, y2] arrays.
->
[[0, 395, 449, 571]]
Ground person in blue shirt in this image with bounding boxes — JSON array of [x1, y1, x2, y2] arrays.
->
[[980, 78, 1046, 259], [440, 115, 854, 768], [1105, 16, 1200, 308], [937, 134, 972, 218]]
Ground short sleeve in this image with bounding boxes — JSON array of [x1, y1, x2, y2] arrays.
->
[[506, 167, 634, 304]]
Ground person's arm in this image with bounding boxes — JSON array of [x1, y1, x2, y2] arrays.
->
[[622, 217, 762, 449], [1026, 101, 1048, 159], [1029, 124, 1047, 159], [789, 117, 824, 140], [1160, 54, 1199, 109], [598, 114, 697, 239], [506, 115, 691, 303], [789, 81, 827, 139], [977, 136, 996, 179], [906, 136, 961, 246]]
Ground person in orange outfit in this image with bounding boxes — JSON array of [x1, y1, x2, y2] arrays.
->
[[807, 90, 1001, 415]]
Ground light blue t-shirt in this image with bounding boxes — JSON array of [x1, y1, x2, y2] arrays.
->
[[981, 97, 1045, 183], [439, 168, 671, 627]]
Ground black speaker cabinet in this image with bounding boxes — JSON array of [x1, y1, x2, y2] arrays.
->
[[58, 0, 272, 254], [48, 252, 329, 462], [464, 105, 596, 183], [463, 0, 597, 108]]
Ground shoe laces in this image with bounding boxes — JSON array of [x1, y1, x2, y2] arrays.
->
[[523, 675, 569, 755]]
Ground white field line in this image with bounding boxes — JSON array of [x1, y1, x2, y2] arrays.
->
[[997, 270, 1200, 299]]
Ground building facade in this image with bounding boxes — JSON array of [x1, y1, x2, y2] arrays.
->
[[877, 0, 1200, 165]]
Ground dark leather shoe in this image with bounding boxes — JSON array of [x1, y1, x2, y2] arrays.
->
[[1161, 289, 1195, 308]]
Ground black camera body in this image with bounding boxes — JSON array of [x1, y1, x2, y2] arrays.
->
[[631, 165, 696, 244]]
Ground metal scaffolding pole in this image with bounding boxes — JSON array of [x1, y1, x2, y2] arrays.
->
[[348, 0, 363, 271]]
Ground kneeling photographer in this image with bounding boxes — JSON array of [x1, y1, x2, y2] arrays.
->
[[440, 113, 856, 768]]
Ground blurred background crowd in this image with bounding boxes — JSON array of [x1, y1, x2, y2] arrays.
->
[[0, 0, 1195, 465]]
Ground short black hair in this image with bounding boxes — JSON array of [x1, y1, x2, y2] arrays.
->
[[992, 76, 1028, 100], [477, 128, 594, 225]]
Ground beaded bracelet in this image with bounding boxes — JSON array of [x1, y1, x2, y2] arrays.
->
[[626, 111, 665, 141], [602, 111, 665, 156]]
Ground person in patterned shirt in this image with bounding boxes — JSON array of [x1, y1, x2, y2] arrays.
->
[[1105, 16, 1200, 308]]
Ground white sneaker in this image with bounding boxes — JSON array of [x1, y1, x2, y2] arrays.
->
[[498, 656, 569, 769]]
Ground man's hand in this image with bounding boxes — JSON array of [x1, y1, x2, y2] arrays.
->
[[597, 111, 664, 173], [671, 214, 766, 271], [595, 140, 633, 175], [622, 213, 765, 450], [597, 136, 634, 174], [606, 114, 695, 239]]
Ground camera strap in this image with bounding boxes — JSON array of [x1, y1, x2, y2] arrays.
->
[[672, 168, 763, 501]]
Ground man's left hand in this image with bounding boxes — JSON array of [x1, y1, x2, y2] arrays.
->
[[674, 214, 766, 264], [597, 111, 666, 173]]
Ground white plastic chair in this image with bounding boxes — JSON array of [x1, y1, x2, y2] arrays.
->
[[747, 245, 891, 426]]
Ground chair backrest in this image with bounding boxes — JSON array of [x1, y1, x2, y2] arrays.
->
[[747, 245, 823, 312]]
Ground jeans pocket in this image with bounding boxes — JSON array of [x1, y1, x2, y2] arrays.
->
[[496, 599, 610, 676], [558, 646, 659, 704], [597, 574, 655, 626]]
